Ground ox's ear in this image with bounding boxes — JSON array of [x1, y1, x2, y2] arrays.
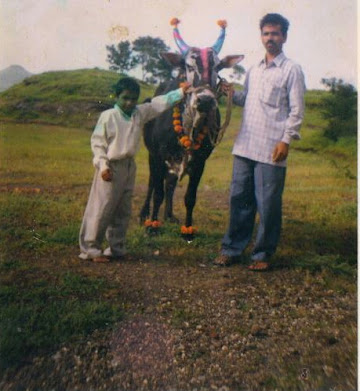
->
[[216, 55, 245, 71], [161, 52, 184, 67]]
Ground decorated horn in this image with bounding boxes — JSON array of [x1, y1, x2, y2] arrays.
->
[[170, 18, 190, 55], [212, 20, 227, 54]]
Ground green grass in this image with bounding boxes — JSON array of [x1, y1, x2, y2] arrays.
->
[[0, 271, 123, 369], [0, 77, 357, 375]]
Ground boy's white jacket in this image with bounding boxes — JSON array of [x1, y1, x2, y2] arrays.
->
[[91, 88, 184, 171]]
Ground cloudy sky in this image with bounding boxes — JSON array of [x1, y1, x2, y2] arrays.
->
[[0, 0, 357, 90]]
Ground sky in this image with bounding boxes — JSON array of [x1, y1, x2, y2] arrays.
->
[[0, 0, 357, 90]]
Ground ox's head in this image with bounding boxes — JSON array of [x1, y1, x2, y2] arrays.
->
[[162, 18, 244, 89], [162, 19, 244, 179]]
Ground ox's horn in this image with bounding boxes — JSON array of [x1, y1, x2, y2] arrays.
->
[[170, 18, 190, 55], [212, 20, 227, 54]]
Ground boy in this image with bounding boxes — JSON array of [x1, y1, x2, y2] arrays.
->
[[79, 77, 189, 263]]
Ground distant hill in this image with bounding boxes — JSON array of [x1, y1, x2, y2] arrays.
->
[[0, 68, 155, 128], [0, 65, 33, 92]]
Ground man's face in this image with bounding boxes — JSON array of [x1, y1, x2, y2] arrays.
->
[[117, 90, 139, 116], [261, 24, 287, 56]]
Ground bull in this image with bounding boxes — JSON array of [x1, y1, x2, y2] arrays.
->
[[140, 18, 244, 240]]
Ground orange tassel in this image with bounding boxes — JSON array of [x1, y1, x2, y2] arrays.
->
[[170, 17, 180, 27], [217, 20, 227, 29]]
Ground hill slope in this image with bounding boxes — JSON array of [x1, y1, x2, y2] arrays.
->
[[0, 68, 327, 131], [0, 65, 33, 92], [0, 68, 155, 128]]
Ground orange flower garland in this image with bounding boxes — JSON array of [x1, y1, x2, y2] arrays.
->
[[181, 225, 197, 235], [144, 219, 162, 228], [173, 103, 208, 151]]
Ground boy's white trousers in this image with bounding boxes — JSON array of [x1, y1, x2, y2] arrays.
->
[[79, 158, 136, 259]]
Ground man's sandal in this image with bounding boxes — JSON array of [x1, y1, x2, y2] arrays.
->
[[248, 260, 270, 271]]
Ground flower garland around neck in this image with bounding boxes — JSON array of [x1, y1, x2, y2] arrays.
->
[[173, 83, 208, 151]]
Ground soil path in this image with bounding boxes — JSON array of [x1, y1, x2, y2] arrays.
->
[[0, 257, 356, 391]]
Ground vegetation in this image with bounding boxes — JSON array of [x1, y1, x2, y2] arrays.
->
[[0, 69, 155, 128], [320, 78, 357, 141], [106, 36, 172, 84], [0, 69, 357, 390]]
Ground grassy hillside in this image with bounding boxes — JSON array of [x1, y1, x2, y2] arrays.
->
[[0, 68, 325, 128], [0, 68, 155, 128]]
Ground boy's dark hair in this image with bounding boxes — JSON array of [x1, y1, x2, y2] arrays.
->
[[260, 13, 290, 35], [113, 77, 140, 97]]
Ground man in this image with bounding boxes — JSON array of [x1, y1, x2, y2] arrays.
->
[[214, 13, 306, 270]]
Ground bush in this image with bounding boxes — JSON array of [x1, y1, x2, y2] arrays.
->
[[321, 78, 357, 141]]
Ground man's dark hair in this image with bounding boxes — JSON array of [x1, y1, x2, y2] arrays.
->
[[113, 77, 140, 97], [260, 13, 290, 35]]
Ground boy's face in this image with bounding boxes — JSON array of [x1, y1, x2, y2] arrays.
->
[[117, 90, 139, 116]]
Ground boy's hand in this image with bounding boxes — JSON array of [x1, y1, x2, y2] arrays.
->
[[272, 142, 289, 162], [180, 81, 191, 94], [101, 168, 112, 182]]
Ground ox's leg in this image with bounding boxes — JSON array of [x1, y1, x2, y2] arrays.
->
[[151, 159, 166, 223], [164, 172, 179, 223], [183, 159, 206, 239], [139, 154, 155, 224]]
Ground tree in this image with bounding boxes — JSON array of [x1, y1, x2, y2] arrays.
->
[[320, 78, 357, 141], [229, 64, 246, 83], [132, 36, 171, 84], [106, 41, 136, 74]]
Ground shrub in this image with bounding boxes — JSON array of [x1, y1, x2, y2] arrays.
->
[[320, 78, 357, 141]]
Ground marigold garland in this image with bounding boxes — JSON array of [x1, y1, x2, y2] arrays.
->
[[144, 219, 161, 228], [181, 225, 197, 235], [173, 103, 208, 151]]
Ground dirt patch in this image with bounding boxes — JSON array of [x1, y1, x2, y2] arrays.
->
[[0, 258, 356, 391]]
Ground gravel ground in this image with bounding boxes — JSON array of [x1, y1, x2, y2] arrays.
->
[[0, 259, 356, 391]]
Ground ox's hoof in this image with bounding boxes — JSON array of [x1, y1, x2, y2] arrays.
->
[[181, 233, 195, 242], [144, 220, 162, 235], [181, 226, 197, 242]]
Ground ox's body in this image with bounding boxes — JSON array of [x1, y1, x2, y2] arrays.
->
[[140, 19, 243, 238], [140, 77, 220, 230]]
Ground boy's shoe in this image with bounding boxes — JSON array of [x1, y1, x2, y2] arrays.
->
[[92, 256, 110, 263], [213, 254, 242, 267], [247, 260, 271, 271]]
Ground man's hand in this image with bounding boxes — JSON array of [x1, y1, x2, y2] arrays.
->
[[272, 141, 289, 163], [219, 81, 233, 97], [101, 168, 112, 182]]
